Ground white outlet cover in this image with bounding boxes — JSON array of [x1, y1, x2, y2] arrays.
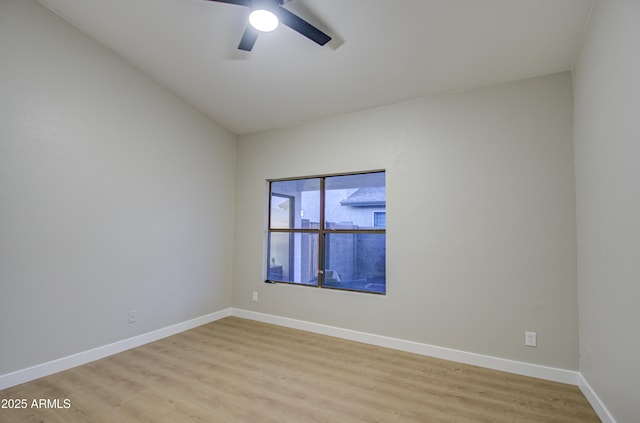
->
[[525, 331, 537, 347]]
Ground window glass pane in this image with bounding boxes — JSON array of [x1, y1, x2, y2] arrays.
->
[[325, 172, 386, 230], [323, 233, 386, 294], [268, 232, 319, 285], [270, 179, 320, 229]]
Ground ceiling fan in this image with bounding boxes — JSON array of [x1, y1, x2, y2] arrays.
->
[[205, 0, 332, 51]]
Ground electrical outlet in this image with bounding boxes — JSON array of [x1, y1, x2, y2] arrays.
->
[[252, 291, 259, 302], [128, 310, 137, 324], [525, 331, 537, 347]]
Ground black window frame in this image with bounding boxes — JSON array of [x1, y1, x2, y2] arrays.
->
[[266, 170, 386, 295]]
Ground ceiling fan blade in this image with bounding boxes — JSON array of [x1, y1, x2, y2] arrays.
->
[[276, 6, 331, 46], [204, 0, 250, 5], [238, 25, 259, 51]]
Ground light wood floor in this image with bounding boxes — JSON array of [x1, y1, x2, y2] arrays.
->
[[1, 317, 599, 422]]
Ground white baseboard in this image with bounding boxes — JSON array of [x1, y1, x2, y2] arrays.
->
[[578, 373, 617, 423], [231, 308, 579, 385], [0, 308, 232, 391]]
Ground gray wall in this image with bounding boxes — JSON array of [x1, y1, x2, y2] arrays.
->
[[234, 72, 578, 370], [573, 0, 640, 421], [0, 0, 236, 375]]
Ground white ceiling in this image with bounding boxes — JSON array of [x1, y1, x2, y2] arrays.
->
[[38, 0, 594, 135]]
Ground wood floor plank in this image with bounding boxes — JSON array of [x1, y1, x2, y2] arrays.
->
[[0, 317, 600, 422]]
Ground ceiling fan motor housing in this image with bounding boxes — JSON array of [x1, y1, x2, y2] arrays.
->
[[250, 0, 283, 12]]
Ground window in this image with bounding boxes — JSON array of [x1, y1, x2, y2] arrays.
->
[[267, 171, 386, 294], [373, 211, 386, 228]]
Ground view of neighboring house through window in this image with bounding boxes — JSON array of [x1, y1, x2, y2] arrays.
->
[[267, 171, 386, 294]]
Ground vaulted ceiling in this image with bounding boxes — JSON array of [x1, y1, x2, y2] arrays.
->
[[38, 0, 594, 134]]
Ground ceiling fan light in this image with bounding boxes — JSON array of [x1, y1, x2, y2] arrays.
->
[[249, 9, 279, 32]]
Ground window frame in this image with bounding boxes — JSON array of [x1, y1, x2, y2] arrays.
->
[[266, 170, 386, 294]]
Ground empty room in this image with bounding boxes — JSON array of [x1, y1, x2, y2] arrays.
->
[[1, 0, 638, 422]]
